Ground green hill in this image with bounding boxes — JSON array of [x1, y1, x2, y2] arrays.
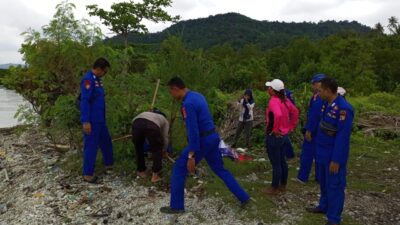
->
[[106, 12, 372, 49]]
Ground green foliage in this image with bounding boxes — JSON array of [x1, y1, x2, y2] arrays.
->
[[0, 69, 8, 85], [349, 92, 400, 116]]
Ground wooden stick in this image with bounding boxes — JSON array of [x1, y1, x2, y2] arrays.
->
[[112, 134, 132, 142], [150, 79, 161, 110], [166, 154, 176, 163]]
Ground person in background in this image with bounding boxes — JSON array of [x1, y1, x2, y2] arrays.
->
[[306, 78, 354, 225], [296, 74, 326, 184], [232, 89, 255, 149], [263, 79, 299, 195], [160, 77, 250, 214], [131, 108, 169, 183], [284, 88, 297, 163], [337, 87, 346, 98], [80, 57, 113, 183]]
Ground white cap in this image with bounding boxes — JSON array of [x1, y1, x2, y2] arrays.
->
[[337, 87, 346, 96], [265, 79, 285, 91]]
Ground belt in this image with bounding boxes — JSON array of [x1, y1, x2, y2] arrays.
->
[[319, 121, 337, 137], [200, 128, 216, 138]]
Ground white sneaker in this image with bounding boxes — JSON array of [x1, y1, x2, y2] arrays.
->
[[291, 177, 306, 185]]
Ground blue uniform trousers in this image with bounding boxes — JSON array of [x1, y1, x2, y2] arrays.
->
[[83, 123, 113, 176], [170, 133, 249, 210], [318, 163, 346, 224], [297, 138, 320, 182]]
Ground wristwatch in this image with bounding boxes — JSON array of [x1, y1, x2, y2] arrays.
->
[[188, 152, 195, 159]]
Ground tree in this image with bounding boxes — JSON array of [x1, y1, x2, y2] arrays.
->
[[3, 0, 103, 119], [43, 1, 102, 46], [87, 0, 179, 48], [388, 16, 400, 35], [373, 23, 384, 35]]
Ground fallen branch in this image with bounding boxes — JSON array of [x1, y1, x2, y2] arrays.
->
[[112, 135, 132, 142]]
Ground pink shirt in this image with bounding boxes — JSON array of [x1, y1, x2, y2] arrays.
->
[[266, 95, 299, 135]]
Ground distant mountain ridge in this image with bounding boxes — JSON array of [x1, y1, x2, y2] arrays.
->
[[107, 12, 372, 49], [0, 64, 21, 69]]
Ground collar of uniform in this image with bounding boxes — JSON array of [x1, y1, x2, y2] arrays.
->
[[182, 90, 191, 102], [90, 70, 101, 81], [329, 95, 341, 108]]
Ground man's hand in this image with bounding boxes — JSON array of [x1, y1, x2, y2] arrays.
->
[[187, 151, 196, 175], [305, 130, 312, 142], [329, 161, 340, 174], [83, 122, 92, 135]]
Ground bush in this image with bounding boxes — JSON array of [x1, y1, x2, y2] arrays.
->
[[349, 92, 400, 116]]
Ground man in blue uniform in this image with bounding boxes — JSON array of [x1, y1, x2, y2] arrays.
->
[[296, 74, 326, 184], [284, 89, 296, 161], [306, 78, 354, 225], [160, 77, 250, 214], [285, 89, 295, 105], [80, 58, 113, 183]]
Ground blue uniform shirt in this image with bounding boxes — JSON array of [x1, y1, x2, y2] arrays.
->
[[304, 93, 324, 135], [80, 71, 106, 123], [316, 95, 354, 165], [285, 89, 296, 105], [181, 91, 216, 154]]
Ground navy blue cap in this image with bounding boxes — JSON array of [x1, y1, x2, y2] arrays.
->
[[311, 74, 326, 83]]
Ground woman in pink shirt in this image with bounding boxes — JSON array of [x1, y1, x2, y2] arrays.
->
[[263, 79, 299, 195]]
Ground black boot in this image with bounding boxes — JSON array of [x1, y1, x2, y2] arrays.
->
[[160, 206, 185, 214], [306, 206, 325, 214]]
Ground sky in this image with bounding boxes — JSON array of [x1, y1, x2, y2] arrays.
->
[[0, 0, 399, 64]]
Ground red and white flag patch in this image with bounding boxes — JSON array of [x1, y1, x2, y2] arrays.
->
[[85, 80, 91, 90], [181, 107, 187, 119], [339, 110, 347, 121]]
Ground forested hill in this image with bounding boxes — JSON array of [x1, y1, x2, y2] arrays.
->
[[106, 12, 372, 49]]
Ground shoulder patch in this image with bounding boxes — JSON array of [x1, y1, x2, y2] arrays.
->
[[84, 80, 91, 90], [339, 110, 347, 121], [181, 107, 187, 119]]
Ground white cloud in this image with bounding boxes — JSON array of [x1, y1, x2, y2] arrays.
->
[[0, 0, 398, 64]]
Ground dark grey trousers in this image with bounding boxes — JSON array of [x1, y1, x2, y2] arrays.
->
[[233, 121, 253, 148]]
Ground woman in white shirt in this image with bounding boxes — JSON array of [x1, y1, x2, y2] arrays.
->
[[232, 89, 255, 149]]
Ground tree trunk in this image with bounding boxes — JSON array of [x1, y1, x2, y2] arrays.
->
[[124, 33, 128, 49]]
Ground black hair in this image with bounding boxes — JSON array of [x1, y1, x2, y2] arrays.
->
[[152, 108, 167, 118], [320, 77, 338, 94], [273, 89, 287, 103], [93, 57, 110, 70], [167, 77, 186, 89]]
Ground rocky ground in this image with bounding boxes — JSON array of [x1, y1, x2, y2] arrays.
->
[[0, 127, 267, 225], [1, 127, 400, 225]]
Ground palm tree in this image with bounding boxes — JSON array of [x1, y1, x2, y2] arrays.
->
[[388, 16, 400, 35]]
